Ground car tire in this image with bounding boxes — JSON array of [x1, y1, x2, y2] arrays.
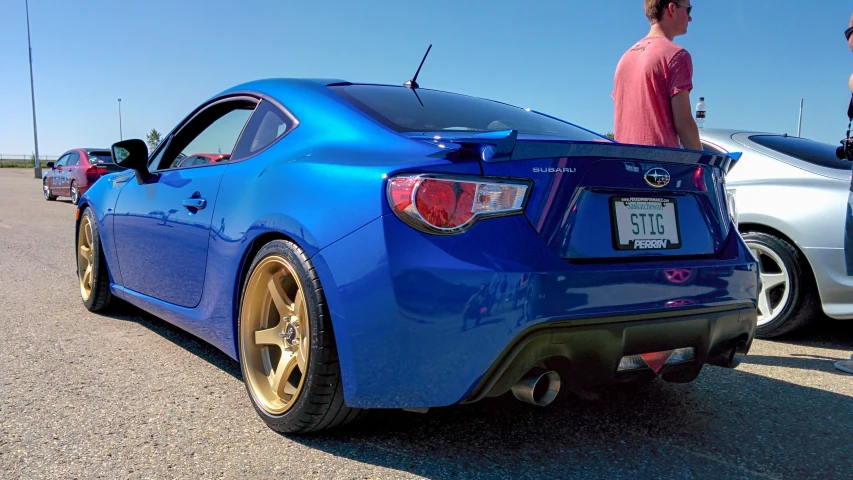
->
[[77, 207, 115, 312], [43, 180, 56, 201], [742, 231, 819, 338], [70, 181, 79, 205], [238, 239, 365, 434]]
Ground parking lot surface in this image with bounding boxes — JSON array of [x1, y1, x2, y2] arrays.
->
[[1, 168, 851, 480]]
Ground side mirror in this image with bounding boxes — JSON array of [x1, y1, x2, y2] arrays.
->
[[46, 162, 55, 169], [112, 139, 151, 184]]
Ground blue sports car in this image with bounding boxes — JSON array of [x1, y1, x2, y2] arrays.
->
[[76, 78, 759, 433]]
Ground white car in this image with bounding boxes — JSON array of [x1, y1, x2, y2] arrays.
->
[[700, 129, 853, 337]]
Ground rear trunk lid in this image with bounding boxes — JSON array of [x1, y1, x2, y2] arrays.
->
[[409, 132, 735, 260]]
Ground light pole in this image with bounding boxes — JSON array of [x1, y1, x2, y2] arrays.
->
[[117, 98, 123, 140], [25, 0, 41, 179]]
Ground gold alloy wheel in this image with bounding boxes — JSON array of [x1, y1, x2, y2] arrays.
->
[[77, 215, 95, 301], [240, 255, 311, 415]]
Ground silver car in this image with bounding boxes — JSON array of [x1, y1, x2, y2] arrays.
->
[[699, 129, 853, 338]]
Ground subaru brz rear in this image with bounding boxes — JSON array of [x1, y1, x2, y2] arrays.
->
[[316, 84, 759, 409]]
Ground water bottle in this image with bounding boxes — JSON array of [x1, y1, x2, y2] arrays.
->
[[696, 97, 707, 129]]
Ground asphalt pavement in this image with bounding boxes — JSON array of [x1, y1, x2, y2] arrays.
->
[[1, 168, 851, 480]]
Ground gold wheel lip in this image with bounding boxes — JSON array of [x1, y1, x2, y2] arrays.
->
[[239, 254, 311, 416], [77, 216, 93, 301]]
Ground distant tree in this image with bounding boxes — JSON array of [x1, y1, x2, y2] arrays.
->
[[146, 128, 162, 151], [605, 132, 615, 140]]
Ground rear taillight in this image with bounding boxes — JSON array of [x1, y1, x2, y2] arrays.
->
[[86, 166, 99, 183], [86, 165, 108, 183], [387, 174, 530, 233]]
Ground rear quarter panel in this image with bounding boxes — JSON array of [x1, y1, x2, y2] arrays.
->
[[727, 149, 847, 250]]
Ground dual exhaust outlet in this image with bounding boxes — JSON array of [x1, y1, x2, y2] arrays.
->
[[511, 341, 746, 407]]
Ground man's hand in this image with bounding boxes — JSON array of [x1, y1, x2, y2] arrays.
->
[[671, 90, 702, 150]]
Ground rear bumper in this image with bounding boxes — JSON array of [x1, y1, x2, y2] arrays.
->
[[312, 214, 759, 409], [465, 304, 756, 402]]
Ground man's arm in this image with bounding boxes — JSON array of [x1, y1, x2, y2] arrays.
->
[[671, 90, 702, 150]]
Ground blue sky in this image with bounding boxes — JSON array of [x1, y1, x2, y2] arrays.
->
[[2, 0, 852, 156]]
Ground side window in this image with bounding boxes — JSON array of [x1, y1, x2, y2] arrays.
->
[[230, 100, 294, 161], [153, 99, 257, 171], [55, 154, 70, 167], [176, 155, 195, 168], [749, 134, 853, 170], [67, 152, 80, 166]]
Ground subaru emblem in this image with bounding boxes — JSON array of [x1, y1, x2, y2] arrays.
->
[[644, 168, 670, 188]]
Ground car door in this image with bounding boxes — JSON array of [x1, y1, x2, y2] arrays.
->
[[65, 151, 81, 193], [112, 96, 257, 307], [50, 154, 70, 194]]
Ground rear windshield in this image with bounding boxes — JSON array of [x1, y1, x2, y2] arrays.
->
[[87, 152, 114, 164], [329, 84, 603, 140], [749, 135, 853, 170]]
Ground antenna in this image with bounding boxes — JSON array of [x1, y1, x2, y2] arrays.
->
[[404, 44, 432, 89]]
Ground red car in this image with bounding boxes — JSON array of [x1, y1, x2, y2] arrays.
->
[[43, 148, 125, 204], [173, 152, 231, 168]]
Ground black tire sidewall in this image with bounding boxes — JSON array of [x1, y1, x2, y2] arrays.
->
[[80, 207, 107, 311], [237, 239, 331, 426], [70, 182, 78, 205]]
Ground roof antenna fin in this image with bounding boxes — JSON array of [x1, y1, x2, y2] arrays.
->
[[404, 44, 432, 89]]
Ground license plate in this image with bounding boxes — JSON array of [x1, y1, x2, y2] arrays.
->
[[610, 197, 681, 250]]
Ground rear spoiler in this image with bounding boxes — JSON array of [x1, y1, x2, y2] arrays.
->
[[427, 129, 740, 171]]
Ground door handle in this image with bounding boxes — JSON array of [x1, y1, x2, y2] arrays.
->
[[182, 198, 207, 210]]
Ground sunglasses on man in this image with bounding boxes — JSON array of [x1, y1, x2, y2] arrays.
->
[[846, 25, 853, 41], [672, 1, 692, 16]]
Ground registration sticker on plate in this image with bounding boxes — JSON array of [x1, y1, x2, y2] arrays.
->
[[610, 197, 682, 250]]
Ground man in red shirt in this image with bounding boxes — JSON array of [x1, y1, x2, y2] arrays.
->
[[613, 0, 700, 150]]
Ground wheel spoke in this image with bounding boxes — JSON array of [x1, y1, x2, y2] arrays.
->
[[271, 353, 298, 398], [293, 292, 305, 324], [267, 274, 294, 317], [85, 223, 93, 247], [254, 324, 283, 347], [761, 272, 786, 291], [758, 289, 772, 317], [83, 266, 93, 288], [295, 342, 308, 374], [78, 245, 90, 265]]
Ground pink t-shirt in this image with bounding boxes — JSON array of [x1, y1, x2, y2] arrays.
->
[[613, 36, 693, 148]]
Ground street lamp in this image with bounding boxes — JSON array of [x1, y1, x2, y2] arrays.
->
[[25, 0, 41, 179], [117, 98, 122, 140]]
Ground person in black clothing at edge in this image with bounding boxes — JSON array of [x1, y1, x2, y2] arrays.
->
[[836, 13, 853, 374]]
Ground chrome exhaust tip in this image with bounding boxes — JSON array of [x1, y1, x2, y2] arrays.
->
[[511, 369, 561, 406]]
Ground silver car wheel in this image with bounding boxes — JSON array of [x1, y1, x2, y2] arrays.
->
[[749, 243, 791, 326]]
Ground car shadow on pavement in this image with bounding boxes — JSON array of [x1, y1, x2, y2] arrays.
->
[[286, 370, 851, 480], [102, 305, 242, 381], [102, 307, 851, 479], [740, 315, 853, 374]]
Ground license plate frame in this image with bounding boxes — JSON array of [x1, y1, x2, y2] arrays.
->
[[609, 196, 682, 251]]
